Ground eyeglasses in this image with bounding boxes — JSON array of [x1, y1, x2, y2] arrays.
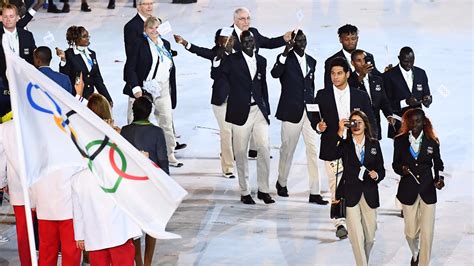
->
[[139, 2, 154, 6], [237, 16, 251, 21]]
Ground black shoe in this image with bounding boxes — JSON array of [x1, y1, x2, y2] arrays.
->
[[47, 4, 63, 13], [240, 195, 255, 205], [410, 254, 419, 266], [81, 3, 91, 12], [61, 3, 70, 12], [400, 210, 404, 218], [248, 149, 257, 159], [309, 194, 329, 205], [275, 181, 288, 197], [175, 142, 187, 150], [257, 191, 275, 204], [107, 1, 115, 9], [336, 225, 348, 239], [223, 172, 235, 179]]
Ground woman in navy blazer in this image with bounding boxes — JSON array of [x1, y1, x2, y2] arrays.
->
[[393, 108, 444, 266], [327, 110, 384, 266], [57, 26, 113, 105]]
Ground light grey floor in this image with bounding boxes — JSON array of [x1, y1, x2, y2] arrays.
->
[[1, 0, 473, 265]]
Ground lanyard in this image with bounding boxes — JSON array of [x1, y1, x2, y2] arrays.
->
[[409, 146, 419, 160], [79, 49, 93, 68], [145, 34, 172, 62], [7, 32, 18, 53]]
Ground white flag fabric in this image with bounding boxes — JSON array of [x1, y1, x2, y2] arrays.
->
[[5, 38, 187, 239]]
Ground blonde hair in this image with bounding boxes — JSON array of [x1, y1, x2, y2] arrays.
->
[[144, 16, 161, 30]]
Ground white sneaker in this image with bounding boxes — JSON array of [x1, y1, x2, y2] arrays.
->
[[0, 235, 9, 243]]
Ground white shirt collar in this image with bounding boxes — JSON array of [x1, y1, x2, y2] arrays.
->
[[138, 12, 148, 22], [74, 46, 91, 55], [353, 136, 366, 149], [333, 83, 350, 96], [3, 27, 17, 35], [233, 24, 243, 42], [399, 64, 412, 76], [294, 51, 306, 59], [242, 51, 256, 61], [409, 130, 423, 144]]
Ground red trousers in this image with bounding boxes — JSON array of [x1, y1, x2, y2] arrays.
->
[[13, 205, 35, 266], [38, 219, 81, 266], [89, 239, 135, 266]]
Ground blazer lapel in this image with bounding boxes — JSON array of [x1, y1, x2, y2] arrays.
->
[[238, 52, 252, 82], [394, 66, 411, 95]]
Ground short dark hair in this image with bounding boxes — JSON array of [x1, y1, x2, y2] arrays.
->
[[291, 29, 304, 39], [338, 24, 358, 37], [132, 96, 152, 121], [399, 46, 414, 56], [240, 30, 252, 40], [34, 46, 52, 65], [330, 56, 350, 73], [350, 49, 365, 61]]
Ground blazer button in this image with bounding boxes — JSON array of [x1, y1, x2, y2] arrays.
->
[[87, 75, 90, 78], [415, 163, 418, 166], [417, 175, 420, 178]]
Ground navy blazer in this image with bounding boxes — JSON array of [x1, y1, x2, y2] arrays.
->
[[314, 87, 376, 161], [349, 73, 393, 140], [123, 36, 178, 109], [231, 27, 285, 53], [0, 27, 36, 117], [121, 122, 169, 175], [327, 135, 385, 208], [39, 67, 73, 94], [271, 51, 317, 123], [393, 133, 444, 205], [324, 50, 381, 89], [211, 51, 270, 126], [187, 43, 230, 106], [383, 65, 430, 138], [124, 13, 144, 58], [59, 48, 112, 103], [383, 65, 430, 113]]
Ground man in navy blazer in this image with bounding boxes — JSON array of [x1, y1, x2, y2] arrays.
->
[[315, 56, 375, 239], [349, 49, 395, 140], [0, 4, 36, 117], [323, 24, 381, 89], [211, 30, 274, 205], [270, 30, 328, 205], [383, 46, 432, 138], [123, 0, 154, 58], [33, 46, 73, 94]]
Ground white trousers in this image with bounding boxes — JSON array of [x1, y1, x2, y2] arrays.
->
[[127, 95, 178, 163], [402, 195, 436, 266], [277, 111, 321, 194], [212, 103, 234, 174], [324, 161, 346, 228], [232, 106, 270, 196], [346, 195, 377, 266]]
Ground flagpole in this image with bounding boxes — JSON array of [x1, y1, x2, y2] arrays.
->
[[4, 38, 38, 265]]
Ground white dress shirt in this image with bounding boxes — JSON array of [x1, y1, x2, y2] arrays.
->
[[3, 27, 19, 56], [71, 169, 142, 251], [333, 84, 351, 138], [233, 24, 243, 42], [242, 52, 257, 79], [408, 130, 423, 156], [399, 64, 414, 108], [74, 46, 93, 72], [342, 49, 355, 72], [353, 136, 366, 181], [362, 75, 372, 103]]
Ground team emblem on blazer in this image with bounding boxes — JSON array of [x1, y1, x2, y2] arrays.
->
[[354, 107, 360, 111], [417, 84, 423, 91], [375, 84, 381, 91], [371, 148, 377, 155], [257, 73, 261, 80], [427, 146, 433, 154], [24, 48, 30, 55]]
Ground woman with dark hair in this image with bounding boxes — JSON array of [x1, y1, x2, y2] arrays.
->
[[57, 26, 113, 107], [393, 108, 444, 266], [328, 110, 385, 266]]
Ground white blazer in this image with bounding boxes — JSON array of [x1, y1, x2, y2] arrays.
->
[[31, 167, 82, 220], [0, 121, 27, 206], [71, 169, 142, 251]]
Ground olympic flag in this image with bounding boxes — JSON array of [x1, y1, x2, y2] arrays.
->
[[4, 40, 187, 239]]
